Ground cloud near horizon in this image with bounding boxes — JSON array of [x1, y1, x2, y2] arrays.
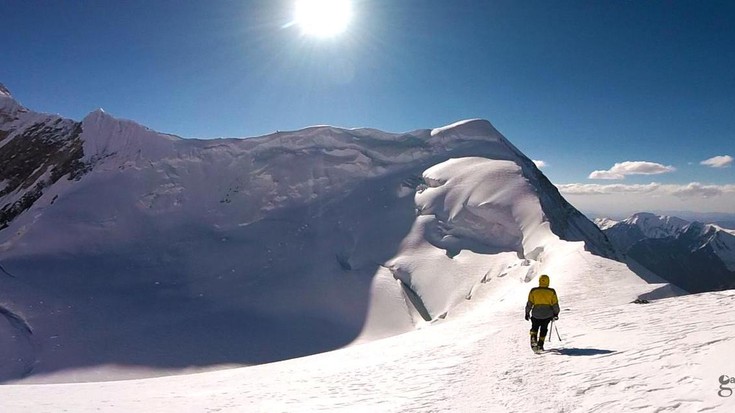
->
[[588, 161, 676, 180], [558, 182, 735, 198], [700, 155, 733, 168], [533, 160, 547, 169]]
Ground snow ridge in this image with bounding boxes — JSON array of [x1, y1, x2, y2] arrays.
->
[[594, 217, 618, 231], [0, 97, 631, 384], [80, 109, 179, 167], [0, 85, 28, 121], [0, 83, 12, 98], [624, 212, 690, 238]]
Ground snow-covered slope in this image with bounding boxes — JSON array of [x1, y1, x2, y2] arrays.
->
[[622, 212, 690, 238], [1, 253, 729, 413], [1, 86, 662, 386], [598, 212, 735, 292], [593, 217, 618, 231]]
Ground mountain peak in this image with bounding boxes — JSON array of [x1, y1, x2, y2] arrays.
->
[[0, 83, 29, 116], [431, 118, 498, 138], [594, 217, 619, 230], [0, 83, 12, 98], [624, 212, 690, 237], [79, 107, 179, 166], [82, 108, 109, 122]]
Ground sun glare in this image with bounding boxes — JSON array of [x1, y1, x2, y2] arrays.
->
[[294, 0, 353, 38]]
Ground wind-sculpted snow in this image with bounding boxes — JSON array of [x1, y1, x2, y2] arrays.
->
[[417, 158, 550, 256], [380, 157, 558, 321], [80, 109, 179, 166]]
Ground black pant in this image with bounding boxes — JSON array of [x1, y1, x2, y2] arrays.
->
[[530, 317, 552, 339]]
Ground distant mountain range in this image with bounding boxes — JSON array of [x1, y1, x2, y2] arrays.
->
[[595, 212, 735, 293]]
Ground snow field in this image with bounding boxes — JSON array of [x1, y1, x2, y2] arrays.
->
[[1, 246, 733, 412]]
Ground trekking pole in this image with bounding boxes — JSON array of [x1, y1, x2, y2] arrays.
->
[[554, 320, 562, 341], [549, 319, 554, 343]]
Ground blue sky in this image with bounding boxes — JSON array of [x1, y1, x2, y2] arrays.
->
[[2, 0, 734, 215]]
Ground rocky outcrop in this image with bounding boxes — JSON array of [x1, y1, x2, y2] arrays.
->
[[0, 108, 88, 229]]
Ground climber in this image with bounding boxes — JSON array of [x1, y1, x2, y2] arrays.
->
[[524, 274, 560, 352]]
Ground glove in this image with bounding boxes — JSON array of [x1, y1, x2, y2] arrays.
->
[[553, 315, 559, 321], [524, 313, 530, 321]]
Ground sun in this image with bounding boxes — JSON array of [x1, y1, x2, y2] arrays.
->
[[293, 0, 353, 38]]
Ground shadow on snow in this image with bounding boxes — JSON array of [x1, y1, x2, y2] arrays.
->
[[546, 348, 616, 356]]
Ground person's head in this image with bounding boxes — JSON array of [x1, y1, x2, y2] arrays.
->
[[539, 274, 550, 287]]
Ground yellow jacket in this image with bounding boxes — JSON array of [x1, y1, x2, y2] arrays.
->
[[525, 275, 560, 320]]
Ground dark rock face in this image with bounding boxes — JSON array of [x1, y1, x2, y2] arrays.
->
[[0, 84, 92, 229], [0, 119, 87, 229], [627, 236, 735, 293]]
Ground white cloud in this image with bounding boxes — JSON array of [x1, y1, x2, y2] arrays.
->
[[588, 170, 625, 180], [556, 182, 735, 215], [588, 161, 676, 180], [670, 182, 735, 198], [558, 182, 735, 198], [533, 160, 547, 169], [557, 183, 661, 195], [700, 155, 733, 168]]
